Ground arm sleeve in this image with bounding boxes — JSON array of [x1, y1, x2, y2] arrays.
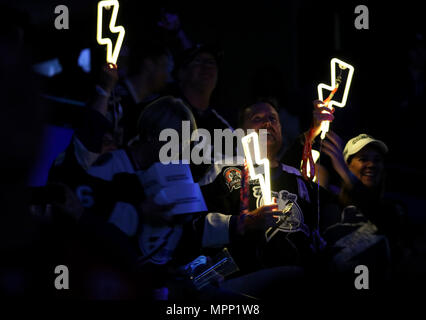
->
[[195, 165, 242, 249], [74, 108, 113, 154]]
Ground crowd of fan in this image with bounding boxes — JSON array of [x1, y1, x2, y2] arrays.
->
[[1, 5, 425, 300]]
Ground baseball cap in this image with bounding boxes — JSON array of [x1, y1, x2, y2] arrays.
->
[[343, 134, 388, 163]]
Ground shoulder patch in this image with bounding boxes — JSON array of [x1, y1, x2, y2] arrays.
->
[[198, 161, 241, 186], [223, 167, 242, 191]]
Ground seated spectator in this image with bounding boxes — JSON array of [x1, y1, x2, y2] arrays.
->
[[191, 99, 340, 298], [52, 46, 167, 174], [116, 41, 171, 145], [47, 62, 120, 177], [172, 45, 232, 135], [320, 132, 412, 288], [168, 45, 233, 180], [80, 63, 120, 164], [69, 96, 198, 297]]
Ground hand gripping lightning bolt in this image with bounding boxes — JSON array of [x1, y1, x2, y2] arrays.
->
[[301, 58, 354, 181], [317, 58, 355, 139], [241, 132, 272, 205], [97, 0, 125, 65]]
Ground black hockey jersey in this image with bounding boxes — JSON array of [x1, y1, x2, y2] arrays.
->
[[197, 161, 327, 274]]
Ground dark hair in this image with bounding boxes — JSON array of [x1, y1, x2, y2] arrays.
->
[[237, 96, 280, 127], [173, 44, 223, 80], [127, 41, 170, 76], [346, 155, 354, 164]]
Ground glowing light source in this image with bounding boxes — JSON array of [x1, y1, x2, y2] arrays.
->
[[241, 132, 272, 205], [317, 58, 354, 139], [96, 0, 125, 65]]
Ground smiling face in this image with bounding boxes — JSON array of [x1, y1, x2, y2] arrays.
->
[[242, 102, 283, 159], [348, 144, 385, 188]]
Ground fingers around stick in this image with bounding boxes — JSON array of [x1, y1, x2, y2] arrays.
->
[[260, 204, 279, 212], [322, 140, 338, 151], [261, 211, 280, 217], [313, 99, 325, 108], [314, 112, 334, 122], [321, 142, 339, 159]]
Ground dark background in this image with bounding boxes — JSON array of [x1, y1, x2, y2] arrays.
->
[[4, 0, 426, 219]]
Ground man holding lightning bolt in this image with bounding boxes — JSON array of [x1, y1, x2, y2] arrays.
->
[[189, 98, 339, 298]]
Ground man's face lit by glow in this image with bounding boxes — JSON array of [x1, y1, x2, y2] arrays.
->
[[242, 102, 282, 159]]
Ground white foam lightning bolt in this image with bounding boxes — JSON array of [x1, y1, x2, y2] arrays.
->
[[97, 0, 125, 65], [241, 132, 272, 205], [317, 58, 354, 139]]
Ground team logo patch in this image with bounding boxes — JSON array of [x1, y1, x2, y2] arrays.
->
[[253, 186, 310, 240], [223, 167, 242, 191]]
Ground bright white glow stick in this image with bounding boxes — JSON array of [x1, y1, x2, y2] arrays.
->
[[306, 149, 320, 181], [241, 132, 272, 205], [97, 0, 125, 65], [317, 58, 354, 139]]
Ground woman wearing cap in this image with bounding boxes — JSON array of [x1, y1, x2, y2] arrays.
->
[[321, 131, 410, 286], [322, 132, 388, 196]]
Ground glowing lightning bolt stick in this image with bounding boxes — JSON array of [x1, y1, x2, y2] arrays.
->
[[317, 58, 354, 139], [241, 132, 272, 205], [97, 0, 125, 65]]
